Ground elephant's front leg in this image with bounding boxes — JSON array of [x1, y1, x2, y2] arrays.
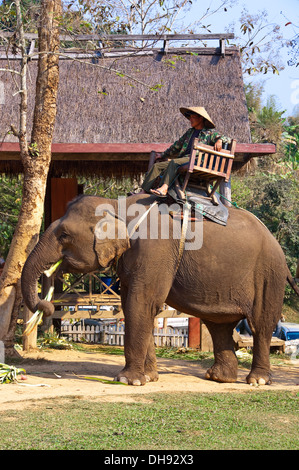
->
[[144, 335, 159, 383], [116, 299, 158, 386]]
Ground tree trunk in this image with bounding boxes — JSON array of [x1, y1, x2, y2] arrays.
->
[[0, 0, 62, 356]]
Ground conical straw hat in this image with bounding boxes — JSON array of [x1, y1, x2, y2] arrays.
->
[[179, 106, 215, 128]]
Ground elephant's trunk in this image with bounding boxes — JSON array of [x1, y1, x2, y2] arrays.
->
[[21, 221, 62, 317]]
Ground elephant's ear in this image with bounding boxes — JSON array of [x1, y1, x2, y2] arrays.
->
[[94, 211, 130, 268]]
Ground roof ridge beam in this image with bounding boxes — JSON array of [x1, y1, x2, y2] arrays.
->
[[0, 32, 234, 42]]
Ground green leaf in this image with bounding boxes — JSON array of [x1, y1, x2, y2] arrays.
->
[[44, 260, 62, 277], [0, 363, 26, 384], [23, 287, 54, 336], [83, 376, 128, 385]]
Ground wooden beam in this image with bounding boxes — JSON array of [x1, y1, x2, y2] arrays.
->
[[234, 143, 276, 161], [1, 32, 235, 42], [50, 308, 191, 320], [234, 142, 276, 154], [78, 33, 235, 42], [0, 141, 276, 161], [0, 47, 239, 61], [0, 141, 275, 176]]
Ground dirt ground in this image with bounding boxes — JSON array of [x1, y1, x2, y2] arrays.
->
[[0, 348, 298, 411]]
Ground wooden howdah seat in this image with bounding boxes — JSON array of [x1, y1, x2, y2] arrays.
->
[[148, 138, 236, 205], [177, 138, 236, 203]]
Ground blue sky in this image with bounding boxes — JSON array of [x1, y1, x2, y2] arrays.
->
[[183, 0, 299, 117]]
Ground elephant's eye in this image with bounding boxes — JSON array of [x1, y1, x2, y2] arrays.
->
[[59, 232, 70, 242]]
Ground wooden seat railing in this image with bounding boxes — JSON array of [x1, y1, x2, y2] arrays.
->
[[147, 138, 236, 203], [178, 138, 236, 201]]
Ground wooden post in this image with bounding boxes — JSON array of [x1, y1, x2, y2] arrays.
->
[[50, 178, 78, 222], [188, 317, 200, 349], [148, 151, 157, 170], [220, 38, 225, 56], [219, 177, 231, 206], [219, 139, 236, 207], [200, 323, 213, 352]]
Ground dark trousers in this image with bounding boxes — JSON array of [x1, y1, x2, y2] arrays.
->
[[141, 156, 190, 192]]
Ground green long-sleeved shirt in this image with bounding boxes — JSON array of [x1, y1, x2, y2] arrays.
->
[[162, 127, 231, 159]]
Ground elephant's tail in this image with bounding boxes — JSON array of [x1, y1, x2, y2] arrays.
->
[[287, 267, 299, 296]]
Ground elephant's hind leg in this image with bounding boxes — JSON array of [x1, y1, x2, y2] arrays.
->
[[246, 275, 285, 386], [246, 333, 273, 385], [204, 320, 239, 383], [246, 322, 277, 385]]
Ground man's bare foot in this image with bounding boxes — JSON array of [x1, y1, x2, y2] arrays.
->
[[150, 184, 168, 196]]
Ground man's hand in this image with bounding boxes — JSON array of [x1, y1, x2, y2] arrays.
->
[[214, 139, 222, 152]]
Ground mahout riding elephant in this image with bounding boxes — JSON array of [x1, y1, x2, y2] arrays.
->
[[21, 194, 298, 386]]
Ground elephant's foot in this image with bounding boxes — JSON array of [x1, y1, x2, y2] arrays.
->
[[203, 321, 239, 383], [246, 368, 272, 386], [116, 368, 146, 386], [115, 367, 158, 386], [205, 363, 238, 383], [144, 368, 159, 383], [205, 352, 238, 383]]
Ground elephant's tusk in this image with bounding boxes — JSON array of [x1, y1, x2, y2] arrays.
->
[[44, 259, 63, 278]]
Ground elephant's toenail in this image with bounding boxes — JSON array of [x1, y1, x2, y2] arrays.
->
[[118, 377, 129, 384]]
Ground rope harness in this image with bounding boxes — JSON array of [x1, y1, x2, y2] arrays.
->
[[174, 201, 191, 273], [128, 201, 158, 239]]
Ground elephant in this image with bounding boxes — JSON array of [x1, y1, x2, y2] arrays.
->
[[21, 193, 298, 386]]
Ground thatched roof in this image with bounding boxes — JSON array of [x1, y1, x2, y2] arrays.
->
[[0, 39, 256, 176], [1, 48, 250, 143]]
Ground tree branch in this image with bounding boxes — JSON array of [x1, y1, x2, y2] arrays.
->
[[0, 68, 21, 75], [15, 0, 28, 155], [45, 50, 160, 89]]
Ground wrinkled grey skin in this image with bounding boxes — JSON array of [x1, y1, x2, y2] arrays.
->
[[21, 194, 293, 386]]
